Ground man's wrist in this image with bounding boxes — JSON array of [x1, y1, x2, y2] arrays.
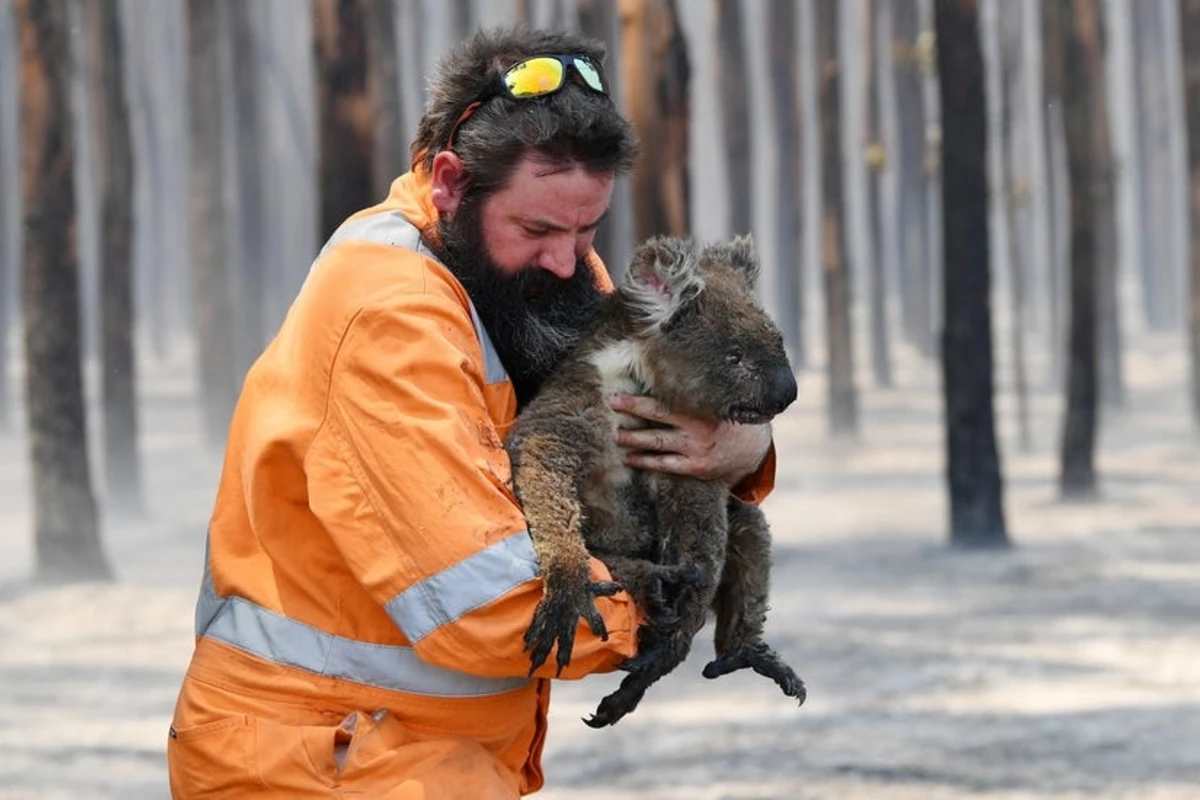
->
[[726, 426, 774, 489]]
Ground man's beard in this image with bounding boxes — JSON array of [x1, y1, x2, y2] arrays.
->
[[435, 194, 605, 407]]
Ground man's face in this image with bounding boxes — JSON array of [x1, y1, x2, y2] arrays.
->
[[436, 157, 615, 406]]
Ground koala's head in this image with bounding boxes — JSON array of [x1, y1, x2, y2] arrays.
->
[[618, 235, 797, 424]]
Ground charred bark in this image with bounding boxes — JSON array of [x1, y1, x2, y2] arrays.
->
[[16, 0, 111, 581], [452, 0, 477, 40], [998, 2, 1032, 452], [314, 0, 375, 241], [865, 0, 893, 388], [714, 0, 752, 238], [577, 0, 631, 274], [0, 0, 13, 430], [765, 0, 804, 367], [1089, 2, 1123, 411], [1181, 0, 1200, 427], [228, 0, 267, 378], [366, 0, 406, 198], [187, 0, 237, 448], [1043, 0, 1066, 385], [893, 0, 931, 356], [816, 0, 858, 436], [935, 0, 1008, 547], [89, 0, 143, 516], [620, 0, 691, 240], [1057, 0, 1101, 500]]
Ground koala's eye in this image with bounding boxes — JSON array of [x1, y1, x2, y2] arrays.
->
[[725, 348, 744, 366]]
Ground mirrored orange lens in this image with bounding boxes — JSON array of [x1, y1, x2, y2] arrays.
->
[[504, 57, 566, 97]]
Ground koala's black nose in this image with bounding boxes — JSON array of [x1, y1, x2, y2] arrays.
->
[[767, 363, 798, 413]]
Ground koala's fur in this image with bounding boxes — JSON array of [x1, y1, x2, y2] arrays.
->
[[506, 234, 805, 728]]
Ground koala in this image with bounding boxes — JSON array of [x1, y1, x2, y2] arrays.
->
[[505, 234, 805, 728]]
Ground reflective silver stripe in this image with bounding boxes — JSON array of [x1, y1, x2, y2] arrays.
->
[[385, 532, 540, 643], [466, 301, 509, 385], [317, 211, 509, 385], [195, 564, 531, 698]]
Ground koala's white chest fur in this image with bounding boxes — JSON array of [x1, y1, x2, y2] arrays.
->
[[587, 340, 652, 488]]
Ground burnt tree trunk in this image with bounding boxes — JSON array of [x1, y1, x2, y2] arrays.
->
[[620, 0, 691, 240], [1181, 0, 1200, 426], [187, 0, 237, 448], [0, 2, 13, 430], [452, 0, 477, 40], [935, 0, 1008, 548], [515, 0, 533, 26], [577, 0, 631, 274], [998, 2, 1032, 452], [314, 0, 375, 241], [366, 0, 406, 199], [89, 0, 143, 516], [228, 0, 267, 378], [1089, 1, 1122, 411], [893, 0, 931, 356], [918, 0, 943, 353], [714, 0, 752, 238], [15, 0, 111, 581], [1132, 1, 1174, 330], [816, 0, 858, 436], [865, 0, 893, 388], [766, 0, 804, 367], [1043, 0, 1066, 386], [1058, 0, 1101, 500]]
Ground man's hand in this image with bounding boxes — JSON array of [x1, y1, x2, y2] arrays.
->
[[608, 394, 773, 487]]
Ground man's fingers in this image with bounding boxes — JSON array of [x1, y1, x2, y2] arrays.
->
[[623, 452, 690, 475], [616, 427, 678, 454], [608, 393, 677, 425]]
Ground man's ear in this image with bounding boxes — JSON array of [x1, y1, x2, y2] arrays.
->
[[430, 151, 467, 216]]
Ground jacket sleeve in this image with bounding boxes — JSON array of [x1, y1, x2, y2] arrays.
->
[[304, 291, 640, 681], [731, 441, 777, 505]]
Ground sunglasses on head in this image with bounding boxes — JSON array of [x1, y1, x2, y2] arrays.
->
[[445, 54, 609, 151]]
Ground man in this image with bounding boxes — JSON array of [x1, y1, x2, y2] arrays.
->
[[168, 26, 776, 799]]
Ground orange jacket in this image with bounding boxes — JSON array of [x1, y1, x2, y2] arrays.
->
[[172, 168, 775, 796]]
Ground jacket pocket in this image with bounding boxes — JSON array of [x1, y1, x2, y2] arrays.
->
[[167, 715, 254, 798]]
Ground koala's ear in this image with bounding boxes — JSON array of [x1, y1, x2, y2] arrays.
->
[[624, 236, 705, 328], [717, 234, 762, 287]]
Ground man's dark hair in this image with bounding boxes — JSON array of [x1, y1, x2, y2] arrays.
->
[[411, 26, 639, 195]]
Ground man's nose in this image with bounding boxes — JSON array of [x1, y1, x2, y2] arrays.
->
[[538, 236, 577, 279]]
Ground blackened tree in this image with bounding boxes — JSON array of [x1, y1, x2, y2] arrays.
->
[[935, 0, 1008, 547]]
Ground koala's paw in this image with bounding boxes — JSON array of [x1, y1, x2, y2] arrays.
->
[[702, 641, 807, 706], [525, 578, 622, 676], [583, 675, 649, 728]]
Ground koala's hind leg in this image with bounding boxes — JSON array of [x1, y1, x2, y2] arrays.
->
[[702, 499, 806, 705], [585, 477, 725, 728], [600, 555, 707, 627]]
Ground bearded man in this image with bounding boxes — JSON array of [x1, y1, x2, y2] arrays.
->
[[167, 26, 776, 799]]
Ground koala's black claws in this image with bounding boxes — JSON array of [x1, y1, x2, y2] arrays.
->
[[584, 607, 610, 641], [703, 643, 807, 706]]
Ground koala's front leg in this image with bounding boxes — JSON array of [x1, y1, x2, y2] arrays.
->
[[510, 431, 621, 677], [702, 499, 806, 705]]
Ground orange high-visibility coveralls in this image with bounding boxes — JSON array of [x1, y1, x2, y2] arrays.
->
[[167, 168, 775, 799]]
